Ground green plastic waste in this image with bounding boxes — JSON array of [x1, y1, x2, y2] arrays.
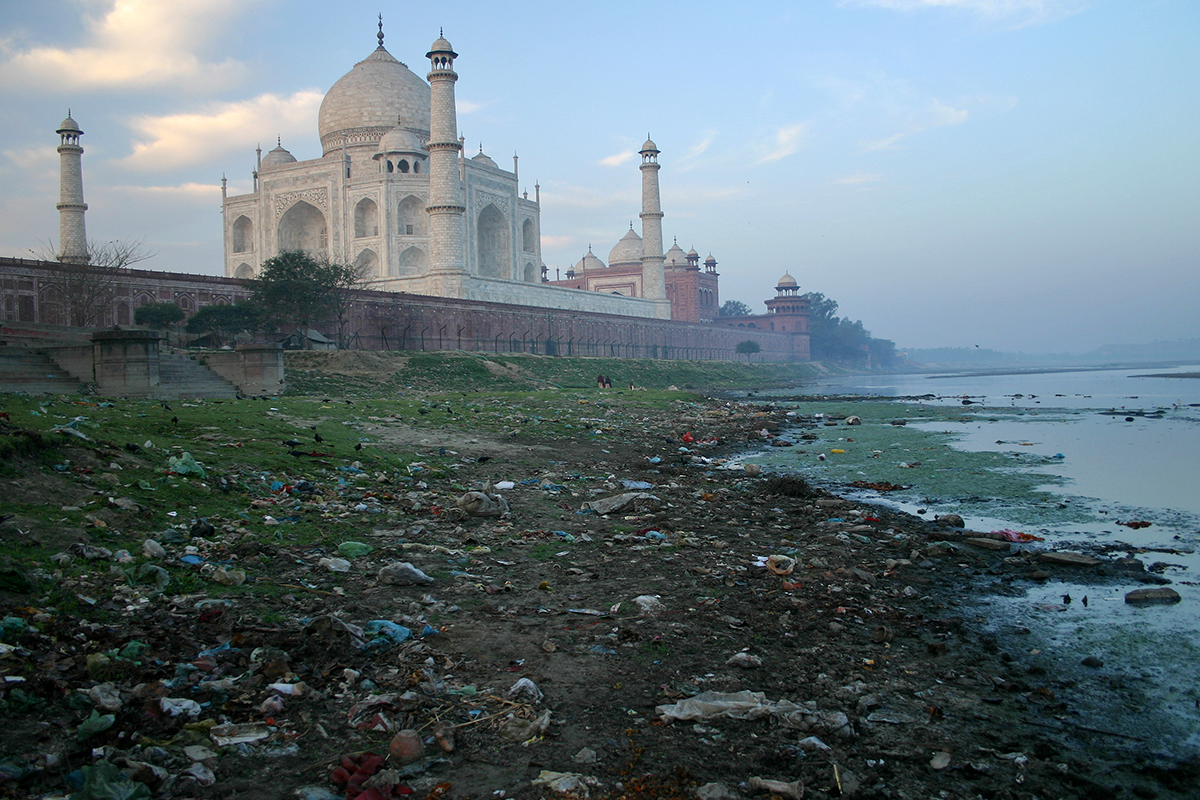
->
[[337, 541, 374, 558], [76, 709, 116, 742], [166, 452, 206, 479], [122, 564, 170, 591], [70, 760, 151, 800]]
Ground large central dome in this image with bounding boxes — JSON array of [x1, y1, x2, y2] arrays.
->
[[318, 45, 431, 156]]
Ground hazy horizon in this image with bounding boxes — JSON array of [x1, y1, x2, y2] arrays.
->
[[2, 1, 1196, 354]]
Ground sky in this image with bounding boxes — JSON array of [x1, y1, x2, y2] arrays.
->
[[1, 0, 1197, 354]]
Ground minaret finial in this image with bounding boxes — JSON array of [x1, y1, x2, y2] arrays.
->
[[440, 26, 444, 36], [277, 135, 281, 147], [378, 15, 384, 48]]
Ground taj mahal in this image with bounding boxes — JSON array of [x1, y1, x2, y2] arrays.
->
[[221, 23, 688, 322]]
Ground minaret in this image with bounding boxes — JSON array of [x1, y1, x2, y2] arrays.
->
[[639, 137, 670, 318], [425, 32, 466, 295], [56, 112, 88, 264]]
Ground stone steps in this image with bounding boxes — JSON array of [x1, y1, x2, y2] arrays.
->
[[0, 349, 84, 394], [155, 353, 239, 399]]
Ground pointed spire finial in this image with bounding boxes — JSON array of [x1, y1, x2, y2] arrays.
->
[[277, 135, 282, 147], [441, 26, 444, 36], [378, 15, 385, 48]]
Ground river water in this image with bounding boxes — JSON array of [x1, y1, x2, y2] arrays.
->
[[748, 365, 1200, 753]]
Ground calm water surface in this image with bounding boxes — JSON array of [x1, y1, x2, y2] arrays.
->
[[773, 365, 1200, 750]]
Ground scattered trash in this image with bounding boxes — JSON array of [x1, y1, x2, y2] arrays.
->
[[378, 562, 434, 585], [581, 492, 662, 515], [508, 677, 545, 704], [456, 490, 509, 517]]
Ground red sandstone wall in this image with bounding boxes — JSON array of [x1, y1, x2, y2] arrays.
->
[[1, 258, 809, 361]]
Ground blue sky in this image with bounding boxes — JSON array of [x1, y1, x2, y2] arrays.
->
[[1, 0, 1196, 353]]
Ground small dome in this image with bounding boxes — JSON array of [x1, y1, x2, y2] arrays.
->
[[607, 228, 642, 267], [471, 151, 499, 169], [640, 137, 658, 153], [777, 272, 798, 287], [377, 126, 426, 154], [427, 35, 456, 57], [687, 248, 699, 258], [575, 249, 606, 272], [705, 253, 717, 265], [260, 143, 297, 168], [57, 114, 82, 134], [663, 242, 688, 268]]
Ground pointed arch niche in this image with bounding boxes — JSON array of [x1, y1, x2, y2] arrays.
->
[[477, 204, 509, 279], [398, 195, 426, 237], [354, 198, 379, 238], [278, 201, 327, 254], [355, 248, 379, 277], [232, 215, 254, 253], [522, 219, 535, 253], [397, 246, 428, 276]]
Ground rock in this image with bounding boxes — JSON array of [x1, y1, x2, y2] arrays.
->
[[845, 415, 862, 425], [816, 498, 845, 508], [930, 751, 952, 770], [1124, 587, 1181, 605], [378, 562, 434, 586], [456, 490, 509, 517], [1081, 656, 1104, 668], [696, 783, 737, 800], [573, 747, 598, 764], [581, 492, 662, 515], [935, 514, 965, 528], [1026, 570, 1051, 581], [388, 729, 425, 765], [965, 537, 1010, 551], [1038, 551, 1101, 567], [725, 652, 762, 669]]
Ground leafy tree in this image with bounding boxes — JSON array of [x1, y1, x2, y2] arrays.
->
[[186, 302, 263, 347], [719, 300, 753, 318], [134, 302, 184, 329], [251, 251, 344, 347], [735, 339, 762, 360], [800, 291, 899, 366]]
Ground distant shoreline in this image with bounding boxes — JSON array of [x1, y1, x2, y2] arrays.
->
[[1132, 372, 1200, 379]]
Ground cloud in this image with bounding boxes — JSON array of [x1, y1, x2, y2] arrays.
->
[[3, 146, 57, 172], [111, 181, 221, 201], [835, 172, 884, 185], [456, 99, 486, 115], [600, 150, 636, 167], [539, 234, 575, 250], [839, 0, 1085, 26], [756, 123, 808, 164], [116, 90, 324, 172], [862, 99, 967, 150], [0, 0, 258, 93]]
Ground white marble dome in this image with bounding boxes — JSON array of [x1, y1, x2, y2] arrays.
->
[[777, 272, 798, 287], [318, 45, 431, 156], [663, 242, 688, 268], [260, 143, 297, 169], [471, 151, 499, 169], [377, 126, 426, 154], [608, 228, 642, 267], [575, 249, 606, 272]]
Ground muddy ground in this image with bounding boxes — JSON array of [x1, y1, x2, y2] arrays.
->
[[1, 391, 1197, 800]]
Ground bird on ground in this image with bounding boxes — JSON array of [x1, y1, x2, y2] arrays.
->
[[477, 455, 491, 463], [314, 432, 324, 443], [1082, 596, 1088, 607], [354, 443, 362, 452], [161, 401, 172, 410], [171, 416, 179, 426], [1062, 594, 1072, 604], [282, 439, 301, 447]]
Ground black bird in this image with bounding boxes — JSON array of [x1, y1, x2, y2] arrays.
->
[[1082, 596, 1088, 607], [161, 401, 172, 411], [314, 432, 324, 443], [1062, 594, 1072, 605], [354, 442, 362, 452], [124, 442, 141, 453], [171, 416, 179, 426], [418, 408, 429, 415], [477, 455, 491, 463], [283, 439, 301, 447]]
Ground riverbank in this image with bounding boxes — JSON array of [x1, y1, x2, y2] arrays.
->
[[1, 361, 1196, 798]]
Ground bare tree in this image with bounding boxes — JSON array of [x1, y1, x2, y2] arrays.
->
[[30, 238, 156, 328]]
